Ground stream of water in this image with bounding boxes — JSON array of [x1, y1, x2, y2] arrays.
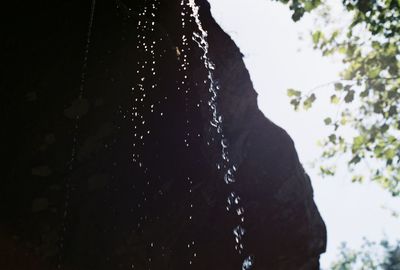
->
[[186, 0, 254, 269], [57, 1, 97, 269]]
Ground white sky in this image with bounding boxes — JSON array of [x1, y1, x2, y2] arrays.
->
[[208, 0, 400, 268]]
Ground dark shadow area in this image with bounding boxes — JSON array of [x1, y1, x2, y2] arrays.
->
[[1, 0, 326, 269]]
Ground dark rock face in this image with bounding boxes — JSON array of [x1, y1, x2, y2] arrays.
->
[[2, 0, 326, 269]]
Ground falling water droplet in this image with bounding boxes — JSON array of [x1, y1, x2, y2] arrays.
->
[[242, 256, 254, 270]]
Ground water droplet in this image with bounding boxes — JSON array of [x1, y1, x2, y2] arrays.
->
[[242, 256, 254, 270]]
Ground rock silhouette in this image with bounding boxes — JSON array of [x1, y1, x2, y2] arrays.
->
[[1, 0, 326, 269]]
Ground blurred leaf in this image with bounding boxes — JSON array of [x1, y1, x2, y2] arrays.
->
[[312, 31, 322, 45], [351, 174, 363, 182], [324, 117, 332, 125], [344, 90, 355, 103], [303, 93, 316, 110], [287, 88, 301, 97], [330, 94, 340, 104], [320, 165, 335, 176], [334, 82, 343, 90]]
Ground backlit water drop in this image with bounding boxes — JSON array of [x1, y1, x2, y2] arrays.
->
[[187, 0, 253, 268]]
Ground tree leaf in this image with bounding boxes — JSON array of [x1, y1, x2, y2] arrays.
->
[[287, 88, 301, 97], [303, 93, 316, 110], [344, 90, 355, 103], [330, 94, 340, 104], [334, 82, 343, 90], [324, 117, 332, 125], [312, 31, 322, 45]]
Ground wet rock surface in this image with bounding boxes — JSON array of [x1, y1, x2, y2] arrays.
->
[[2, 0, 326, 269]]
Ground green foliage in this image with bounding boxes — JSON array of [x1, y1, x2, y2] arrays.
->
[[330, 239, 400, 270], [274, 0, 321, 21], [287, 89, 317, 110], [286, 0, 400, 196], [303, 93, 316, 110]]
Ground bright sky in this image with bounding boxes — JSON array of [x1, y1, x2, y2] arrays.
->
[[208, 0, 400, 268]]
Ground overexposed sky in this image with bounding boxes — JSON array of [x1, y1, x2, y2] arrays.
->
[[208, 0, 400, 268]]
